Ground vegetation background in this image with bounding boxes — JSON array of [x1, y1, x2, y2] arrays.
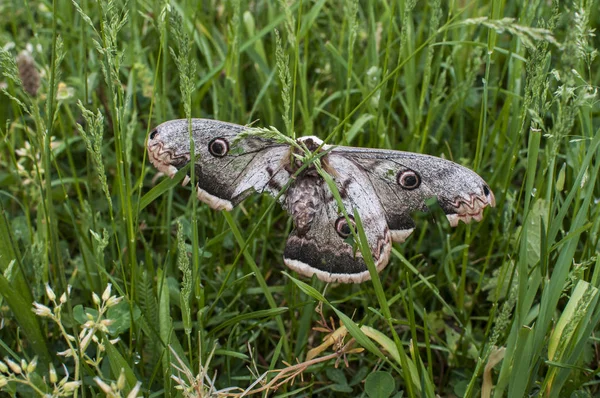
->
[[0, 0, 599, 396]]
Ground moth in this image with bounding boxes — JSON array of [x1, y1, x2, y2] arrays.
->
[[148, 119, 495, 283]]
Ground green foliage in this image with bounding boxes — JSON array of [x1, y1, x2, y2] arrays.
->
[[365, 371, 396, 398], [275, 29, 294, 136], [0, 0, 599, 396], [76, 102, 112, 213]]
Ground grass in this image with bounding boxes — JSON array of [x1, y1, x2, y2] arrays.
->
[[0, 0, 599, 396]]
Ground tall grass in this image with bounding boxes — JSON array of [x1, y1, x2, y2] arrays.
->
[[0, 0, 599, 396]]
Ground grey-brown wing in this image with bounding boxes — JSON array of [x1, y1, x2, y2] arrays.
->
[[329, 147, 495, 242], [148, 119, 292, 210], [283, 156, 392, 283]]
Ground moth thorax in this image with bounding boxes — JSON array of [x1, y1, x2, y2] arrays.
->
[[286, 176, 323, 236], [287, 136, 323, 170], [297, 136, 323, 152]]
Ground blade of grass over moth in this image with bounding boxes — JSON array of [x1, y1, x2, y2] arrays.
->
[[314, 161, 422, 396], [139, 164, 190, 212]]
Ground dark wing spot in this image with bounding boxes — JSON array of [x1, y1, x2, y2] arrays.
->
[[208, 138, 229, 157], [335, 215, 356, 238], [397, 170, 421, 190]]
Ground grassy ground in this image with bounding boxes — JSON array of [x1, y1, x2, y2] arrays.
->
[[1, 0, 599, 396]]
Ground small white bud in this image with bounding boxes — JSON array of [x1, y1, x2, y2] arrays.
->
[[49, 363, 57, 383], [106, 296, 123, 308], [80, 332, 92, 349], [94, 377, 112, 393], [4, 357, 21, 374], [62, 381, 82, 393], [117, 369, 126, 390], [57, 349, 74, 357], [127, 381, 142, 398], [102, 284, 112, 301], [45, 284, 56, 301], [26, 356, 37, 373], [32, 302, 52, 317]]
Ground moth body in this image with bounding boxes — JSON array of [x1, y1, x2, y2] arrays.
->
[[286, 175, 323, 236]]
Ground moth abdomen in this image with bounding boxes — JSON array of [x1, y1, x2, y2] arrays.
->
[[286, 176, 323, 236]]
